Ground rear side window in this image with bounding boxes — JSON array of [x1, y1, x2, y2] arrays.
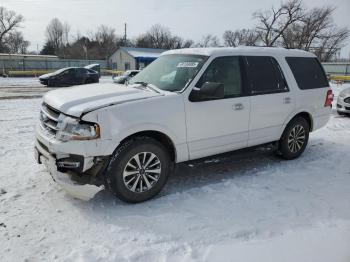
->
[[286, 57, 329, 89], [244, 56, 288, 95]]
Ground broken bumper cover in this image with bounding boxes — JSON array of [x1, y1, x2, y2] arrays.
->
[[35, 147, 104, 201]]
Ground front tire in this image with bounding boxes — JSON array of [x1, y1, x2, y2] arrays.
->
[[105, 136, 171, 203], [277, 117, 310, 160]]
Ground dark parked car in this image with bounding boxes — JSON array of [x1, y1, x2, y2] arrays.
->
[[85, 64, 101, 78], [112, 70, 140, 84], [39, 67, 99, 87]]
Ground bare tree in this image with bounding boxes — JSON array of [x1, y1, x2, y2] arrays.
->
[[223, 29, 259, 47], [281, 6, 334, 50], [280, 5, 349, 61], [253, 0, 349, 61], [313, 27, 349, 61], [0, 7, 24, 52], [5, 31, 29, 53], [196, 34, 220, 47], [148, 24, 172, 48], [95, 25, 119, 60], [135, 24, 193, 49], [254, 0, 303, 46], [45, 18, 64, 53], [168, 36, 193, 49]]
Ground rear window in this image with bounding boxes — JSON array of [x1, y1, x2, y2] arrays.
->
[[286, 57, 329, 90], [244, 56, 288, 95]]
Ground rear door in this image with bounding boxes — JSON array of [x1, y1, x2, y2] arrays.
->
[[243, 56, 295, 146], [75, 68, 87, 84]]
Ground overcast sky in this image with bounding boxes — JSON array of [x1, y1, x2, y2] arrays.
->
[[1, 0, 350, 57]]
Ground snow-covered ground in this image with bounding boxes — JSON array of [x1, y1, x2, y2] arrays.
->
[[0, 76, 113, 88], [0, 84, 350, 262], [0, 76, 113, 99], [0, 77, 42, 88]]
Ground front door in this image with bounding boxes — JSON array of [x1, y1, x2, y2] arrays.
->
[[184, 56, 251, 160]]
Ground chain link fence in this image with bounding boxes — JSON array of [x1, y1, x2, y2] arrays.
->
[[0, 57, 108, 74], [322, 62, 350, 76]]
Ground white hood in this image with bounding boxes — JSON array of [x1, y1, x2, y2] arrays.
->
[[43, 83, 163, 117]]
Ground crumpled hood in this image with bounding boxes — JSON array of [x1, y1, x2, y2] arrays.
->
[[43, 83, 163, 117]]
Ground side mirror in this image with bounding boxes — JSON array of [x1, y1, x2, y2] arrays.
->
[[189, 82, 224, 102]]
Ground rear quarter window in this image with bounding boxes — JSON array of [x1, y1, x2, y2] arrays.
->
[[286, 57, 329, 90]]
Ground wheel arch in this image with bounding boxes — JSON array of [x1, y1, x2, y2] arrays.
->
[[291, 112, 314, 132], [283, 111, 314, 133], [119, 130, 177, 162]]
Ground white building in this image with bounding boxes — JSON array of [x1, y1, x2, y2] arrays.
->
[[109, 47, 168, 71]]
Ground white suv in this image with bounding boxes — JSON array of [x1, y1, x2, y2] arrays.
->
[[35, 47, 333, 203]]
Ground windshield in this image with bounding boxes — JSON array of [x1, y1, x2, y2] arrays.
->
[[129, 54, 208, 92], [53, 67, 70, 75]]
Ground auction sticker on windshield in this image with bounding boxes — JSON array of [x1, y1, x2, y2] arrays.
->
[[177, 62, 199, 68]]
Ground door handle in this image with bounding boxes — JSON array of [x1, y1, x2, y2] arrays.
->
[[234, 103, 244, 111], [283, 97, 291, 104]]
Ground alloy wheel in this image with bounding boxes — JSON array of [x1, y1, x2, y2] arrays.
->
[[122, 152, 161, 193], [287, 125, 306, 153]]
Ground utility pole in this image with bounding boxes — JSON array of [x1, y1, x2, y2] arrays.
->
[[124, 23, 127, 46]]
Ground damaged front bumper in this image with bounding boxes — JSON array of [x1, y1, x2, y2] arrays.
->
[[34, 125, 110, 201], [35, 146, 105, 201], [43, 153, 104, 201]]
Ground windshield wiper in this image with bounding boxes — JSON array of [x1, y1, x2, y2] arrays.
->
[[132, 81, 161, 94]]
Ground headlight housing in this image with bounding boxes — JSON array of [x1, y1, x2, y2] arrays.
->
[[56, 115, 100, 142]]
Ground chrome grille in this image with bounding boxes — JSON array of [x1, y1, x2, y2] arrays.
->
[[40, 103, 60, 135]]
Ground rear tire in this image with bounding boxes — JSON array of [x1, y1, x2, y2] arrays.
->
[[277, 117, 310, 160], [105, 136, 171, 203]]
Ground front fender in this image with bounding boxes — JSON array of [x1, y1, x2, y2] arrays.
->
[[102, 123, 188, 163]]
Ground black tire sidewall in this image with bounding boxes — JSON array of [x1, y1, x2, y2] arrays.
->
[[106, 137, 171, 203], [279, 117, 310, 160]]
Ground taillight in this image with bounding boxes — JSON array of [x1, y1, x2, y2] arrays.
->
[[324, 89, 333, 107]]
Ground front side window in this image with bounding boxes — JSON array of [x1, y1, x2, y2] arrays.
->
[[61, 68, 75, 76], [129, 54, 207, 92], [54, 67, 69, 75], [244, 56, 288, 95], [196, 56, 243, 98], [286, 57, 329, 90]]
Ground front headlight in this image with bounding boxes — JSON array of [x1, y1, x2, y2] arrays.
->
[[56, 115, 100, 142]]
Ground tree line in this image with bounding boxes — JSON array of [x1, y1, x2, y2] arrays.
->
[[0, 0, 348, 62]]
